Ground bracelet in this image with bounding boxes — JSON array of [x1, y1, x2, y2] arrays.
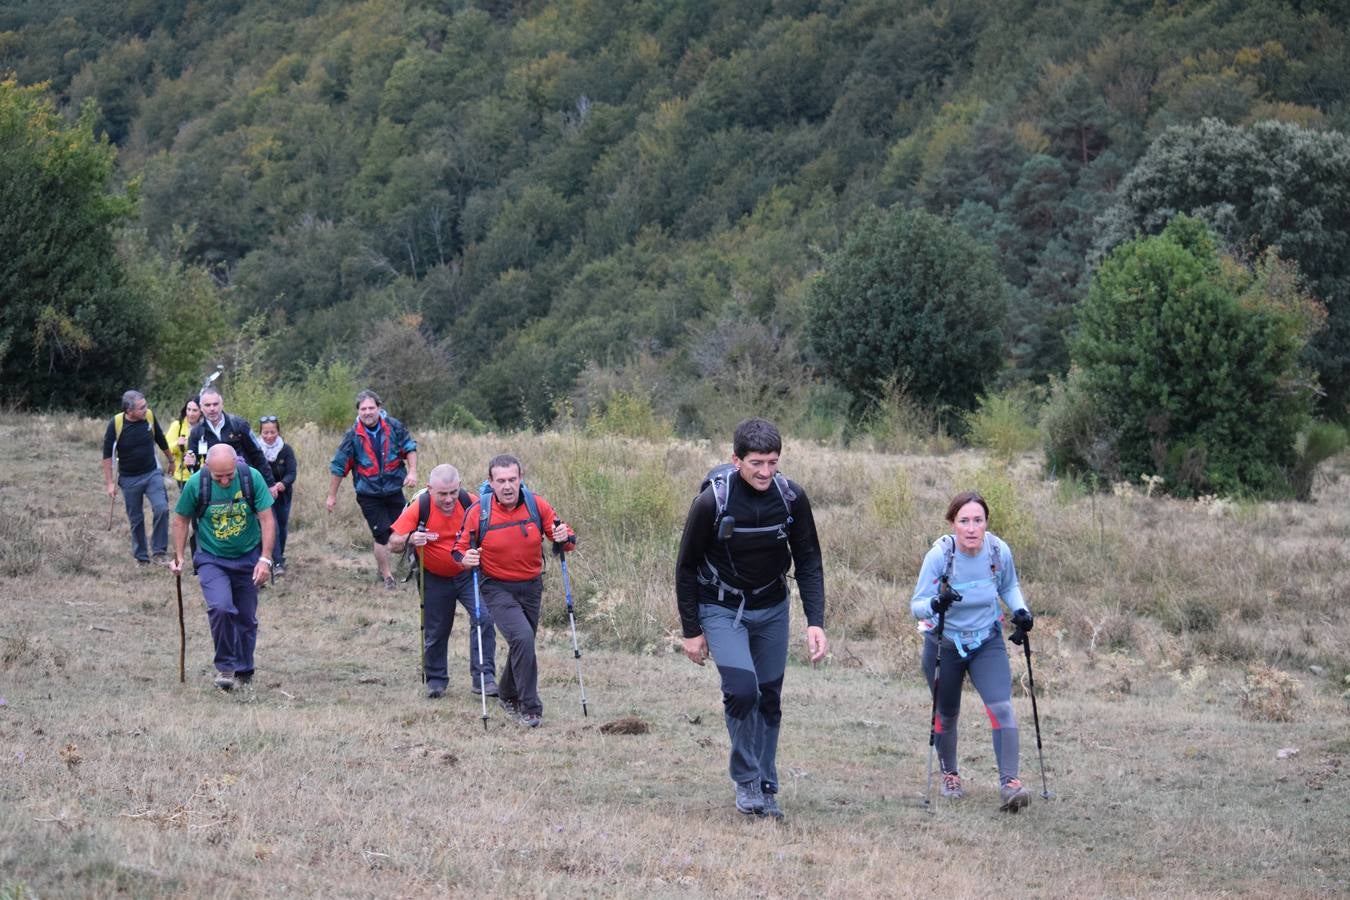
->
[[259, 557, 273, 567]]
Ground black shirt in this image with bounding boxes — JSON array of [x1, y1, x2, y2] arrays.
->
[[674, 474, 825, 638], [102, 414, 170, 478], [188, 414, 276, 487]]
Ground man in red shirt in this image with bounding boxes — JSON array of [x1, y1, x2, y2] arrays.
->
[[389, 464, 497, 699], [454, 454, 575, 728]]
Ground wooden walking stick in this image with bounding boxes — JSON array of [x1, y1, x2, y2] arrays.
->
[[107, 489, 117, 531], [175, 571, 186, 683]]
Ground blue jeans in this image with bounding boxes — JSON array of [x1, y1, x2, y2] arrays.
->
[[196, 547, 261, 675], [119, 469, 168, 561], [422, 570, 496, 689], [699, 600, 789, 793]]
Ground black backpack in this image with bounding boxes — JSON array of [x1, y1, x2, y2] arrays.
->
[[699, 463, 795, 540], [193, 461, 257, 520]]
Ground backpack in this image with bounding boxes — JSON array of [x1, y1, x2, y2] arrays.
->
[[413, 486, 474, 530], [937, 534, 1001, 584], [193, 461, 257, 521], [699, 463, 795, 540], [477, 479, 543, 544]]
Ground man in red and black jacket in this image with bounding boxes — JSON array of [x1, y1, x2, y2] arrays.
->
[[326, 389, 418, 590], [453, 454, 575, 728]]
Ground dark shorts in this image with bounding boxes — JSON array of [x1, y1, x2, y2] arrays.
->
[[356, 491, 408, 545]]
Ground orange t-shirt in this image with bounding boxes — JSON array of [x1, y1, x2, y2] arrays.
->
[[391, 495, 473, 578], [452, 494, 573, 581]]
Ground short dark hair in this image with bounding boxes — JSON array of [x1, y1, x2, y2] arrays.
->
[[355, 389, 382, 409], [733, 418, 782, 458], [121, 389, 145, 412], [487, 453, 522, 479], [945, 491, 990, 524]]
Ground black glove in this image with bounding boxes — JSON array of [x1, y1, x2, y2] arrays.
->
[[1012, 608, 1033, 633], [931, 582, 962, 616]]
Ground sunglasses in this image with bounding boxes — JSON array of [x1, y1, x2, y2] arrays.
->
[[259, 415, 279, 424]]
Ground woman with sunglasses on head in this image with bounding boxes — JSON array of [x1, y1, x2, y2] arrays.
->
[[911, 490, 1034, 812], [258, 416, 297, 575]]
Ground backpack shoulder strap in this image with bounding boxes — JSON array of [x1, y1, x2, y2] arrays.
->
[[238, 460, 255, 512], [942, 535, 956, 583], [519, 484, 542, 533], [114, 413, 125, 443], [195, 462, 256, 519], [417, 490, 431, 530], [194, 467, 212, 520]]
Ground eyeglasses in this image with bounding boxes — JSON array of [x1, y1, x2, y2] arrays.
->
[[259, 415, 278, 424]]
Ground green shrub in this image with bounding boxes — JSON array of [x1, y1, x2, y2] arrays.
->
[[585, 390, 674, 441], [965, 387, 1042, 460], [1287, 422, 1348, 502]]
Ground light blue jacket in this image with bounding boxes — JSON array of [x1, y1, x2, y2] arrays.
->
[[910, 533, 1028, 635]]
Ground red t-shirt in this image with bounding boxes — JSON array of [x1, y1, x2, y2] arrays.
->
[[452, 494, 574, 581], [391, 496, 473, 578]]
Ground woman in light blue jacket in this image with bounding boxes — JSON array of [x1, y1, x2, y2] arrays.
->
[[912, 490, 1034, 812]]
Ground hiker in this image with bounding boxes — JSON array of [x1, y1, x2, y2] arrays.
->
[[911, 489, 1034, 812], [165, 395, 203, 489], [389, 464, 497, 699], [675, 417, 828, 819], [453, 454, 575, 728], [258, 416, 297, 576], [169, 444, 276, 691], [187, 388, 278, 496], [326, 390, 417, 590], [101, 390, 176, 567]]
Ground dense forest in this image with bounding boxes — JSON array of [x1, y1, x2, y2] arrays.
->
[[3, 1, 1349, 449]]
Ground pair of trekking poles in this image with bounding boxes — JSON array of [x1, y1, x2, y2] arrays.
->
[[923, 573, 1051, 810], [414, 520, 589, 729]]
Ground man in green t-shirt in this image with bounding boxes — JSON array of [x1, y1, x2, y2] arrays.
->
[[170, 444, 275, 691]]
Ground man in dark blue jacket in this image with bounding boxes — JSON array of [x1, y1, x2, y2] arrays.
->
[[326, 389, 418, 589]]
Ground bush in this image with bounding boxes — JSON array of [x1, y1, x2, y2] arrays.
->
[[964, 387, 1042, 460], [1066, 217, 1323, 497], [807, 207, 1010, 420]]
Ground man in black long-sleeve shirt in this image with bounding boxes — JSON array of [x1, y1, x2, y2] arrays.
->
[[102, 389, 175, 566], [674, 417, 828, 820]]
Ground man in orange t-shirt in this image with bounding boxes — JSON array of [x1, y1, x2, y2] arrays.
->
[[390, 464, 496, 699], [454, 454, 575, 728]]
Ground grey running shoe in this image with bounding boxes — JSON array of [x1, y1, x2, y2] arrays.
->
[[940, 771, 965, 799], [761, 791, 785, 820], [999, 778, 1030, 812], [735, 781, 765, 816], [213, 671, 236, 691], [470, 679, 499, 697], [517, 711, 542, 728], [272, 562, 286, 576], [383, 575, 398, 590]]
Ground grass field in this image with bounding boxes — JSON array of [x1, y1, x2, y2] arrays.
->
[[2, 414, 1347, 898]]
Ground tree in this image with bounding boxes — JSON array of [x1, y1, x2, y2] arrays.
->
[[1058, 216, 1323, 497], [1095, 119, 1350, 418], [0, 80, 150, 409], [807, 207, 1009, 418]]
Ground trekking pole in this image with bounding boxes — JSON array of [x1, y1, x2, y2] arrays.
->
[[471, 532, 488, 730], [416, 526, 427, 685], [107, 489, 117, 531], [923, 604, 947, 812], [1011, 627, 1052, 800], [553, 519, 588, 717], [175, 571, 186, 684]]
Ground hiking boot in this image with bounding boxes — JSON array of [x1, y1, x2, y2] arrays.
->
[[383, 575, 398, 591], [999, 778, 1030, 813], [213, 671, 236, 691], [234, 671, 253, 686], [426, 684, 446, 699], [517, 711, 542, 728], [152, 553, 170, 567], [735, 781, 765, 816], [498, 696, 520, 716], [761, 791, 785, 820], [940, 771, 965, 799], [470, 678, 499, 697]]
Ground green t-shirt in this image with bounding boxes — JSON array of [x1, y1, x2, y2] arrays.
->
[[175, 466, 274, 559]]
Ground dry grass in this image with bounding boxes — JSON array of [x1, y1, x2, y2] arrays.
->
[[2, 414, 1348, 898]]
